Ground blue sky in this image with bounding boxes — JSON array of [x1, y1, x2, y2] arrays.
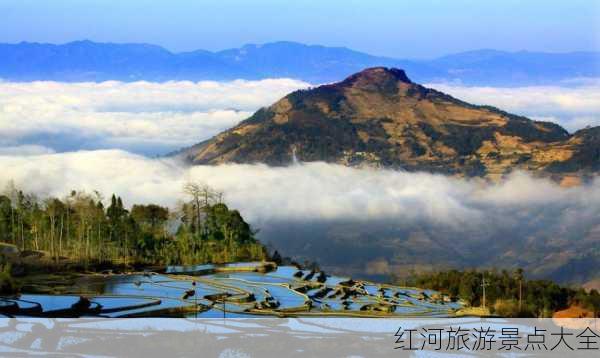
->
[[1, 0, 599, 58]]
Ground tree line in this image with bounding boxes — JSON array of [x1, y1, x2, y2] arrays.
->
[[406, 269, 600, 317], [0, 181, 267, 268]]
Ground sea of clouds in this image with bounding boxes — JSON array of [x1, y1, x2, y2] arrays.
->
[[0, 78, 598, 226], [0, 149, 599, 238], [428, 82, 600, 132], [1, 150, 599, 281], [0, 79, 310, 155], [0, 79, 599, 279], [0, 79, 599, 157]]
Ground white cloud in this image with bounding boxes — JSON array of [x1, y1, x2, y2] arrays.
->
[[2, 150, 599, 280], [0, 79, 309, 155], [0, 150, 473, 225], [427, 83, 600, 132], [1, 150, 598, 229]]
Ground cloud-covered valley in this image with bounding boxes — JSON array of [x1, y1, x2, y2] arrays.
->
[[1, 150, 599, 282], [2, 149, 599, 228]]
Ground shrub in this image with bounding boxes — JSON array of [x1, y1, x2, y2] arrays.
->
[[492, 299, 520, 317], [0, 263, 18, 294]]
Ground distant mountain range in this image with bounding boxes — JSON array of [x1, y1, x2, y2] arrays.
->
[[179, 67, 600, 183], [1, 40, 598, 85]]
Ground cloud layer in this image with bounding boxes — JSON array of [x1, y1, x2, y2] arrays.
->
[[1, 149, 598, 225], [428, 82, 600, 132], [0, 150, 481, 224], [1, 150, 599, 281], [0, 79, 309, 155], [1, 80, 599, 157]]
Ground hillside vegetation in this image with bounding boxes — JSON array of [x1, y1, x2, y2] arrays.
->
[[183, 67, 599, 183], [0, 182, 267, 277], [408, 269, 600, 317]]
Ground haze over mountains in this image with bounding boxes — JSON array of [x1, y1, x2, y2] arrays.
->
[[1, 40, 599, 85], [181, 67, 600, 182]]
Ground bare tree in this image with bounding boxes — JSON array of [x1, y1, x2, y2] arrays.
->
[[183, 182, 218, 235], [44, 198, 61, 260], [215, 190, 225, 204]]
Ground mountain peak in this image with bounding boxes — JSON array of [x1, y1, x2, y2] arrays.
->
[[339, 67, 412, 87]]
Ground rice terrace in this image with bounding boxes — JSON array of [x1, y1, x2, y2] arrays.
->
[[0, 262, 460, 318]]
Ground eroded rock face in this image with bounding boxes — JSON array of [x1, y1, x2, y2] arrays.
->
[[181, 67, 598, 180]]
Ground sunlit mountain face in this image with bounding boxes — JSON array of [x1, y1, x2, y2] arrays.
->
[[180, 67, 598, 183]]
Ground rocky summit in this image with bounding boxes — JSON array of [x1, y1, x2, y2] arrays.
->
[[181, 67, 599, 182]]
